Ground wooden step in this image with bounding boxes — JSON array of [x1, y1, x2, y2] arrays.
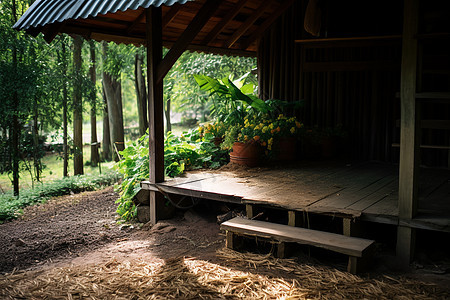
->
[[221, 217, 375, 274]]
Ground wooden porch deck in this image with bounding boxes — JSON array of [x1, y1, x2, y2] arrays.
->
[[141, 161, 450, 232]]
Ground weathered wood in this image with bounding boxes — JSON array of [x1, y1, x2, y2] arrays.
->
[[246, 204, 255, 219], [295, 35, 401, 44], [162, 5, 181, 30], [243, 0, 295, 50], [226, 231, 235, 249], [127, 10, 145, 34], [396, 226, 415, 267], [203, 0, 247, 45], [224, 0, 273, 48], [221, 217, 374, 258], [392, 143, 450, 150], [398, 0, 420, 267], [140, 163, 450, 231], [157, 0, 222, 84], [343, 218, 362, 238], [146, 7, 164, 225], [277, 242, 287, 259], [146, 7, 164, 184], [288, 211, 302, 227]]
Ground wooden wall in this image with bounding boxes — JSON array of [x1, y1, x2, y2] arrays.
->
[[258, 0, 450, 166]]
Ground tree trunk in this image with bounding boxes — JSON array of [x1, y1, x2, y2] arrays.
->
[[135, 53, 148, 136], [33, 96, 40, 182], [62, 40, 69, 177], [11, 0, 19, 196], [89, 40, 99, 167], [73, 35, 84, 175], [165, 98, 172, 133], [102, 86, 112, 161], [102, 42, 125, 162]]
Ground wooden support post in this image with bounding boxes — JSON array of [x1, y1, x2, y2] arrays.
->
[[146, 7, 164, 225], [277, 242, 287, 259], [288, 211, 302, 227], [397, 226, 416, 267], [226, 231, 235, 249], [246, 204, 254, 219], [397, 0, 419, 265], [343, 218, 362, 237]]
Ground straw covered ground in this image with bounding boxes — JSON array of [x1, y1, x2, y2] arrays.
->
[[1, 187, 449, 299], [1, 248, 448, 299]]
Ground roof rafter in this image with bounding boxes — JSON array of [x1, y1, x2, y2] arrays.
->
[[224, 0, 273, 49], [202, 0, 248, 46], [127, 10, 146, 34], [157, 0, 222, 84], [244, 0, 295, 50], [162, 4, 181, 30]]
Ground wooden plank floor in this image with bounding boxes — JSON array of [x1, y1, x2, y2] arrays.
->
[[141, 161, 450, 231]]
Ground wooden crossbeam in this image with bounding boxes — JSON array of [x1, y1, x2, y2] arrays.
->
[[162, 4, 181, 30], [224, 0, 273, 49], [127, 10, 146, 34], [157, 0, 221, 84], [202, 0, 248, 46], [244, 0, 295, 50]]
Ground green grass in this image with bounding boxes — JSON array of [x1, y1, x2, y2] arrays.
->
[[0, 171, 120, 222], [0, 145, 115, 193]]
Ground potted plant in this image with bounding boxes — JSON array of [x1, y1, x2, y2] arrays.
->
[[199, 121, 227, 146], [269, 114, 303, 161]]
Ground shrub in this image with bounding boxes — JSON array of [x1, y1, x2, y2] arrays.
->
[[114, 128, 228, 221], [0, 171, 120, 222]]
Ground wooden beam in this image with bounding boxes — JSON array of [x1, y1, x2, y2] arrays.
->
[[146, 7, 164, 184], [127, 10, 146, 35], [202, 0, 248, 46], [162, 4, 181, 30], [244, 0, 295, 50], [224, 0, 273, 49], [157, 0, 221, 84], [397, 0, 419, 265], [146, 7, 164, 224]]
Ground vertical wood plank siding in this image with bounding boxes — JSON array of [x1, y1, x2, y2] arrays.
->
[[258, 2, 450, 166], [258, 1, 402, 162]]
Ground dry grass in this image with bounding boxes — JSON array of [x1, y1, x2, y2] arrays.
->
[[0, 248, 447, 299]]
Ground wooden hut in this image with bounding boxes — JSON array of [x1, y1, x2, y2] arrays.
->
[[15, 0, 450, 268]]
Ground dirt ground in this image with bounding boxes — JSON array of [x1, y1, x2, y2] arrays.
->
[[1, 186, 449, 299]]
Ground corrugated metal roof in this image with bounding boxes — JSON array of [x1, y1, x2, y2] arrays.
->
[[13, 0, 188, 30]]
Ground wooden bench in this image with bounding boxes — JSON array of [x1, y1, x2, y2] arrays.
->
[[221, 217, 375, 274]]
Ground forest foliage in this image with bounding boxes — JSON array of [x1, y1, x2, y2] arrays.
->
[[0, 0, 256, 218]]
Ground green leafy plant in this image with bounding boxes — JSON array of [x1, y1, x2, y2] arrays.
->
[[0, 171, 119, 222], [114, 128, 229, 221]]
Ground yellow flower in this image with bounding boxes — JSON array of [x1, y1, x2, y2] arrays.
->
[[290, 127, 296, 134], [278, 114, 284, 119], [268, 138, 273, 145], [244, 135, 249, 141], [269, 123, 274, 129], [262, 126, 268, 133]]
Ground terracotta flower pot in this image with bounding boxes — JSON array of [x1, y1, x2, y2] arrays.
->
[[230, 141, 262, 167]]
